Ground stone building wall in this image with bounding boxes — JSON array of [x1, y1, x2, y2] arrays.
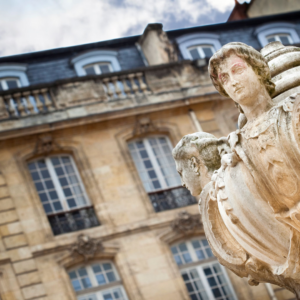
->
[[0, 99, 295, 300]]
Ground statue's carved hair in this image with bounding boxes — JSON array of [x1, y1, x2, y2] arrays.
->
[[208, 42, 275, 100], [172, 132, 221, 173]]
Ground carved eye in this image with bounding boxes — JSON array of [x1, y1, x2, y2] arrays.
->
[[233, 67, 244, 74], [221, 74, 228, 84]]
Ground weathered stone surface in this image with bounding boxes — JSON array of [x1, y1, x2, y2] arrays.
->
[[0, 198, 15, 211], [0, 185, 10, 199], [17, 271, 41, 287], [0, 210, 19, 225], [22, 283, 46, 299], [3, 233, 27, 250], [13, 258, 37, 274]]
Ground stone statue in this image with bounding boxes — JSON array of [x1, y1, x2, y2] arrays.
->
[[173, 42, 300, 298]]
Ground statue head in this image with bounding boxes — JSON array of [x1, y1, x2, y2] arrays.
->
[[172, 132, 221, 196], [208, 42, 275, 112]]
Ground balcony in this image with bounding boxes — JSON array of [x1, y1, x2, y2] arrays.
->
[[149, 186, 197, 212], [0, 61, 215, 135], [48, 206, 100, 236]]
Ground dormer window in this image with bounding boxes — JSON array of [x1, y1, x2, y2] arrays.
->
[[83, 62, 113, 76], [266, 34, 292, 45], [0, 77, 21, 91], [188, 45, 215, 60], [71, 50, 121, 77], [0, 64, 29, 88], [255, 22, 300, 47], [176, 33, 221, 60]]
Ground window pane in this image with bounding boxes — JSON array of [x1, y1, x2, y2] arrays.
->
[[84, 66, 96, 75], [202, 47, 214, 57], [106, 271, 116, 282], [189, 48, 201, 60], [203, 263, 234, 300], [192, 238, 214, 261], [53, 201, 63, 211], [43, 203, 52, 213], [267, 36, 276, 43], [6, 79, 19, 89], [103, 263, 112, 270], [181, 269, 209, 300], [99, 64, 111, 74], [71, 279, 82, 291], [96, 273, 106, 285], [28, 159, 59, 216], [50, 156, 89, 208], [149, 137, 181, 188], [279, 35, 291, 45]]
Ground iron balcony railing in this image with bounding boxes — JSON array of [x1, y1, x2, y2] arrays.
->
[[47, 206, 100, 236], [148, 186, 197, 212]]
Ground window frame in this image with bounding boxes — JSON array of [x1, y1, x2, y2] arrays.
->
[[181, 260, 237, 300], [71, 50, 121, 77], [83, 62, 113, 76], [255, 22, 300, 47], [0, 77, 21, 90], [0, 64, 29, 87], [176, 33, 221, 60], [266, 33, 293, 45], [28, 154, 91, 215], [68, 261, 129, 300], [127, 135, 182, 193], [187, 44, 215, 60], [171, 238, 237, 300]]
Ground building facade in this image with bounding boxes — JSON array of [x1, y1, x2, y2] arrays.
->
[[0, 10, 299, 300]]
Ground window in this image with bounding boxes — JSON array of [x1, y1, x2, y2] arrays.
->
[[28, 155, 99, 235], [255, 22, 300, 47], [68, 262, 129, 300], [0, 64, 29, 87], [188, 45, 215, 60], [171, 238, 237, 300], [71, 50, 121, 77], [0, 77, 21, 90], [128, 136, 196, 212], [83, 62, 113, 76], [176, 33, 221, 60], [266, 34, 292, 45]]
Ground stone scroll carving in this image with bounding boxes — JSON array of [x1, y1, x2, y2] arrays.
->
[[173, 42, 300, 298], [70, 234, 103, 260], [172, 211, 201, 234]]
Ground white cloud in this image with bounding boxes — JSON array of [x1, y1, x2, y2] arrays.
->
[[0, 0, 234, 57]]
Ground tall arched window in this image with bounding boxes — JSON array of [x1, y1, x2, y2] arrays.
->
[[68, 261, 129, 300], [171, 238, 237, 300], [128, 136, 196, 212], [28, 155, 99, 235]]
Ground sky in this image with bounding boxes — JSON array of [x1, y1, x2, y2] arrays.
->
[[0, 0, 250, 57]]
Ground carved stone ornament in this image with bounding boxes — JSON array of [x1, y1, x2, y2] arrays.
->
[[172, 42, 300, 298], [172, 211, 201, 233], [34, 135, 62, 154], [132, 117, 157, 136], [70, 234, 103, 260]]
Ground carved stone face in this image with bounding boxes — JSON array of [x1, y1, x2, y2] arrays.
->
[[218, 54, 263, 106], [175, 157, 210, 196]]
